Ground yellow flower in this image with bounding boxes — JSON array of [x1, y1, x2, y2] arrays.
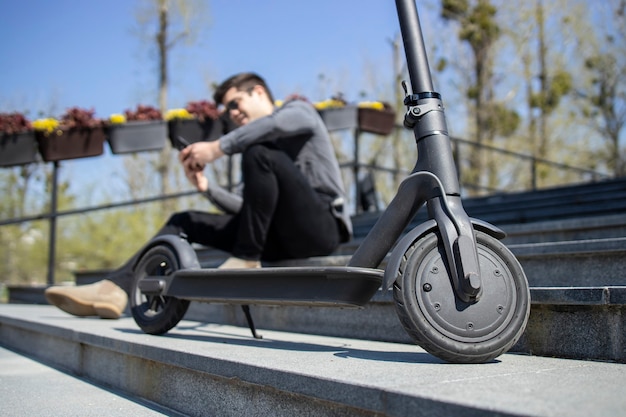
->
[[165, 108, 194, 121], [358, 101, 386, 111], [109, 113, 126, 124], [314, 99, 346, 110], [274, 100, 284, 107], [32, 118, 60, 133]]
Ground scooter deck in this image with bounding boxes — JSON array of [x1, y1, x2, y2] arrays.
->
[[157, 266, 384, 307]]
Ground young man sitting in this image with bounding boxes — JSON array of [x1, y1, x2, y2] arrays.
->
[[45, 72, 352, 319]]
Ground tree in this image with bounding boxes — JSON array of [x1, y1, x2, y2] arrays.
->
[[441, 0, 520, 194], [577, 0, 626, 176], [134, 0, 211, 215], [528, 0, 573, 163]]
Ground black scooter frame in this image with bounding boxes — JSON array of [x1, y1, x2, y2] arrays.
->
[[136, 0, 501, 305], [131, 0, 529, 363]]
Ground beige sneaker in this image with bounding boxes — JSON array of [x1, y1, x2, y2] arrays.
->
[[218, 257, 261, 269], [44, 280, 128, 319]]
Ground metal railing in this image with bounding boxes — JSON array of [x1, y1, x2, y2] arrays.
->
[[0, 128, 612, 285]]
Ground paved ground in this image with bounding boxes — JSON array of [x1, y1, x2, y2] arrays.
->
[[1, 304, 625, 417], [0, 345, 184, 416]]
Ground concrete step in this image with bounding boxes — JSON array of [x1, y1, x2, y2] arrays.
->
[[10, 210, 622, 363], [500, 213, 626, 244], [183, 286, 626, 363], [11, 227, 625, 363], [1, 304, 625, 417], [60, 235, 625, 290], [8, 282, 626, 363], [509, 237, 626, 287], [350, 212, 626, 247], [65, 212, 624, 279], [351, 177, 626, 238], [0, 345, 178, 416]]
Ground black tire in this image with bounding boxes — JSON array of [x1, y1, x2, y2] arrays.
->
[[131, 244, 190, 335], [393, 230, 530, 363]]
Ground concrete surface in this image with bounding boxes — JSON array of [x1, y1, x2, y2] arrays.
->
[[0, 345, 181, 416], [1, 304, 625, 417]]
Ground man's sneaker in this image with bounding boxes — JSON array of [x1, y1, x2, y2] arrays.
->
[[218, 257, 261, 269], [44, 279, 128, 319]]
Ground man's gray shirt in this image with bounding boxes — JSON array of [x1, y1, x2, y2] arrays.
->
[[218, 99, 352, 241]]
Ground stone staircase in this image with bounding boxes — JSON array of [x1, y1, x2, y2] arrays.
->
[[2, 178, 626, 416], [181, 180, 626, 363], [9, 178, 626, 362], [1, 305, 625, 417]]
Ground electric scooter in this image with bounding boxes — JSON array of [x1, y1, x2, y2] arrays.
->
[[130, 0, 530, 364]]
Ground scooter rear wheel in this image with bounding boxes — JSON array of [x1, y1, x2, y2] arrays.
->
[[131, 244, 190, 335], [393, 230, 530, 363]]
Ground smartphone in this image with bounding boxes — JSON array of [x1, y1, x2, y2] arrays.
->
[[173, 135, 191, 151]]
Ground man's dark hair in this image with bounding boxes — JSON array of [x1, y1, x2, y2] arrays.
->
[[213, 72, 275, 105]]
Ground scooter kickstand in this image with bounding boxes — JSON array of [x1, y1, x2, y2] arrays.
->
[[241, 305, 262, 339]]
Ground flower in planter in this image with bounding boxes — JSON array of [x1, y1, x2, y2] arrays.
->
[[33, 107, 103, 136], [60, 107, 104, 129], [184, 100, 219, 122], [33, 107, 107, 162], [32, 118, 59, 134], [357, 101, 396, 136], [165, 108, 194, 121], [358, 101, 389, 111], [107, 105, 168, 154], [124, 104, 163, 121], [166, 100, 222, 144], [168, 99, 219, 119], [165, 100, 220, 122], [314, 95, 358, 132], [0, 112, 39, 167], [109, 113, 127, 125], [314, 94, 348, 110], [0, 112, 33, 134], [276, 94, 310, 107]]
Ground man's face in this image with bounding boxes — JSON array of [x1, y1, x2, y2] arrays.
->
[[222, 86, 269, 126]]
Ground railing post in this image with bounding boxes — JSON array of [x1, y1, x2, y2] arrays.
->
[[531, 157, 537, 191], [47, 161, 59, 285], [354, 128, 361, 213]]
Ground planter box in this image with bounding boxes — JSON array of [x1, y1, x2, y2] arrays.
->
[[318, 106, 358, 132], [0, 131, 38, 167], [36, 127, 106, 162], [108, 120, 167, 154], [358, 108, 396, 135], [168, 118, 223, 145]]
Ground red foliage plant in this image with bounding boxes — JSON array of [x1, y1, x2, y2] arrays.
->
[[284, 93, 310, 103], [124, 104, 162, 121], [185, 100, 219, 121], [0, 112, 32, 134], [59, 107, 104, 129]]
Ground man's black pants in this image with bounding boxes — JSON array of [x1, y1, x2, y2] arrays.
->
[[160, 144, 341, 261]]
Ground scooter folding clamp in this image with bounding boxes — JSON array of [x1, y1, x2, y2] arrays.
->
[[403, 91, 445, 129]]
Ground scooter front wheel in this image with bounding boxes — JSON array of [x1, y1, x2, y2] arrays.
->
[[393, 230, 530, 363], [131, 244, 190, 335]]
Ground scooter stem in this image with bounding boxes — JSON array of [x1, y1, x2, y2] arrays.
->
[[396, 0, 434, 93], [350, 0, 482, 302]]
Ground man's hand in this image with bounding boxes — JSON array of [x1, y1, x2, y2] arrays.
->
[[179, 141, 224, 191], [186, 170, 209, 192], [179, 141, 225, 172]]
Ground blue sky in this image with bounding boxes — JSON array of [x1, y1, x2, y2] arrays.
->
[[1, 0, 432, 203], [0, 0, 412, 117]]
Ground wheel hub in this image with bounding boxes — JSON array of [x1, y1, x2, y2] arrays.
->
[[415, 245, 517, 343]]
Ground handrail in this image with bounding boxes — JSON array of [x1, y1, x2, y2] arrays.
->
[[0, 128, 613, 286], [0, 190, 201, 227], [450, 136, 608, 180]]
